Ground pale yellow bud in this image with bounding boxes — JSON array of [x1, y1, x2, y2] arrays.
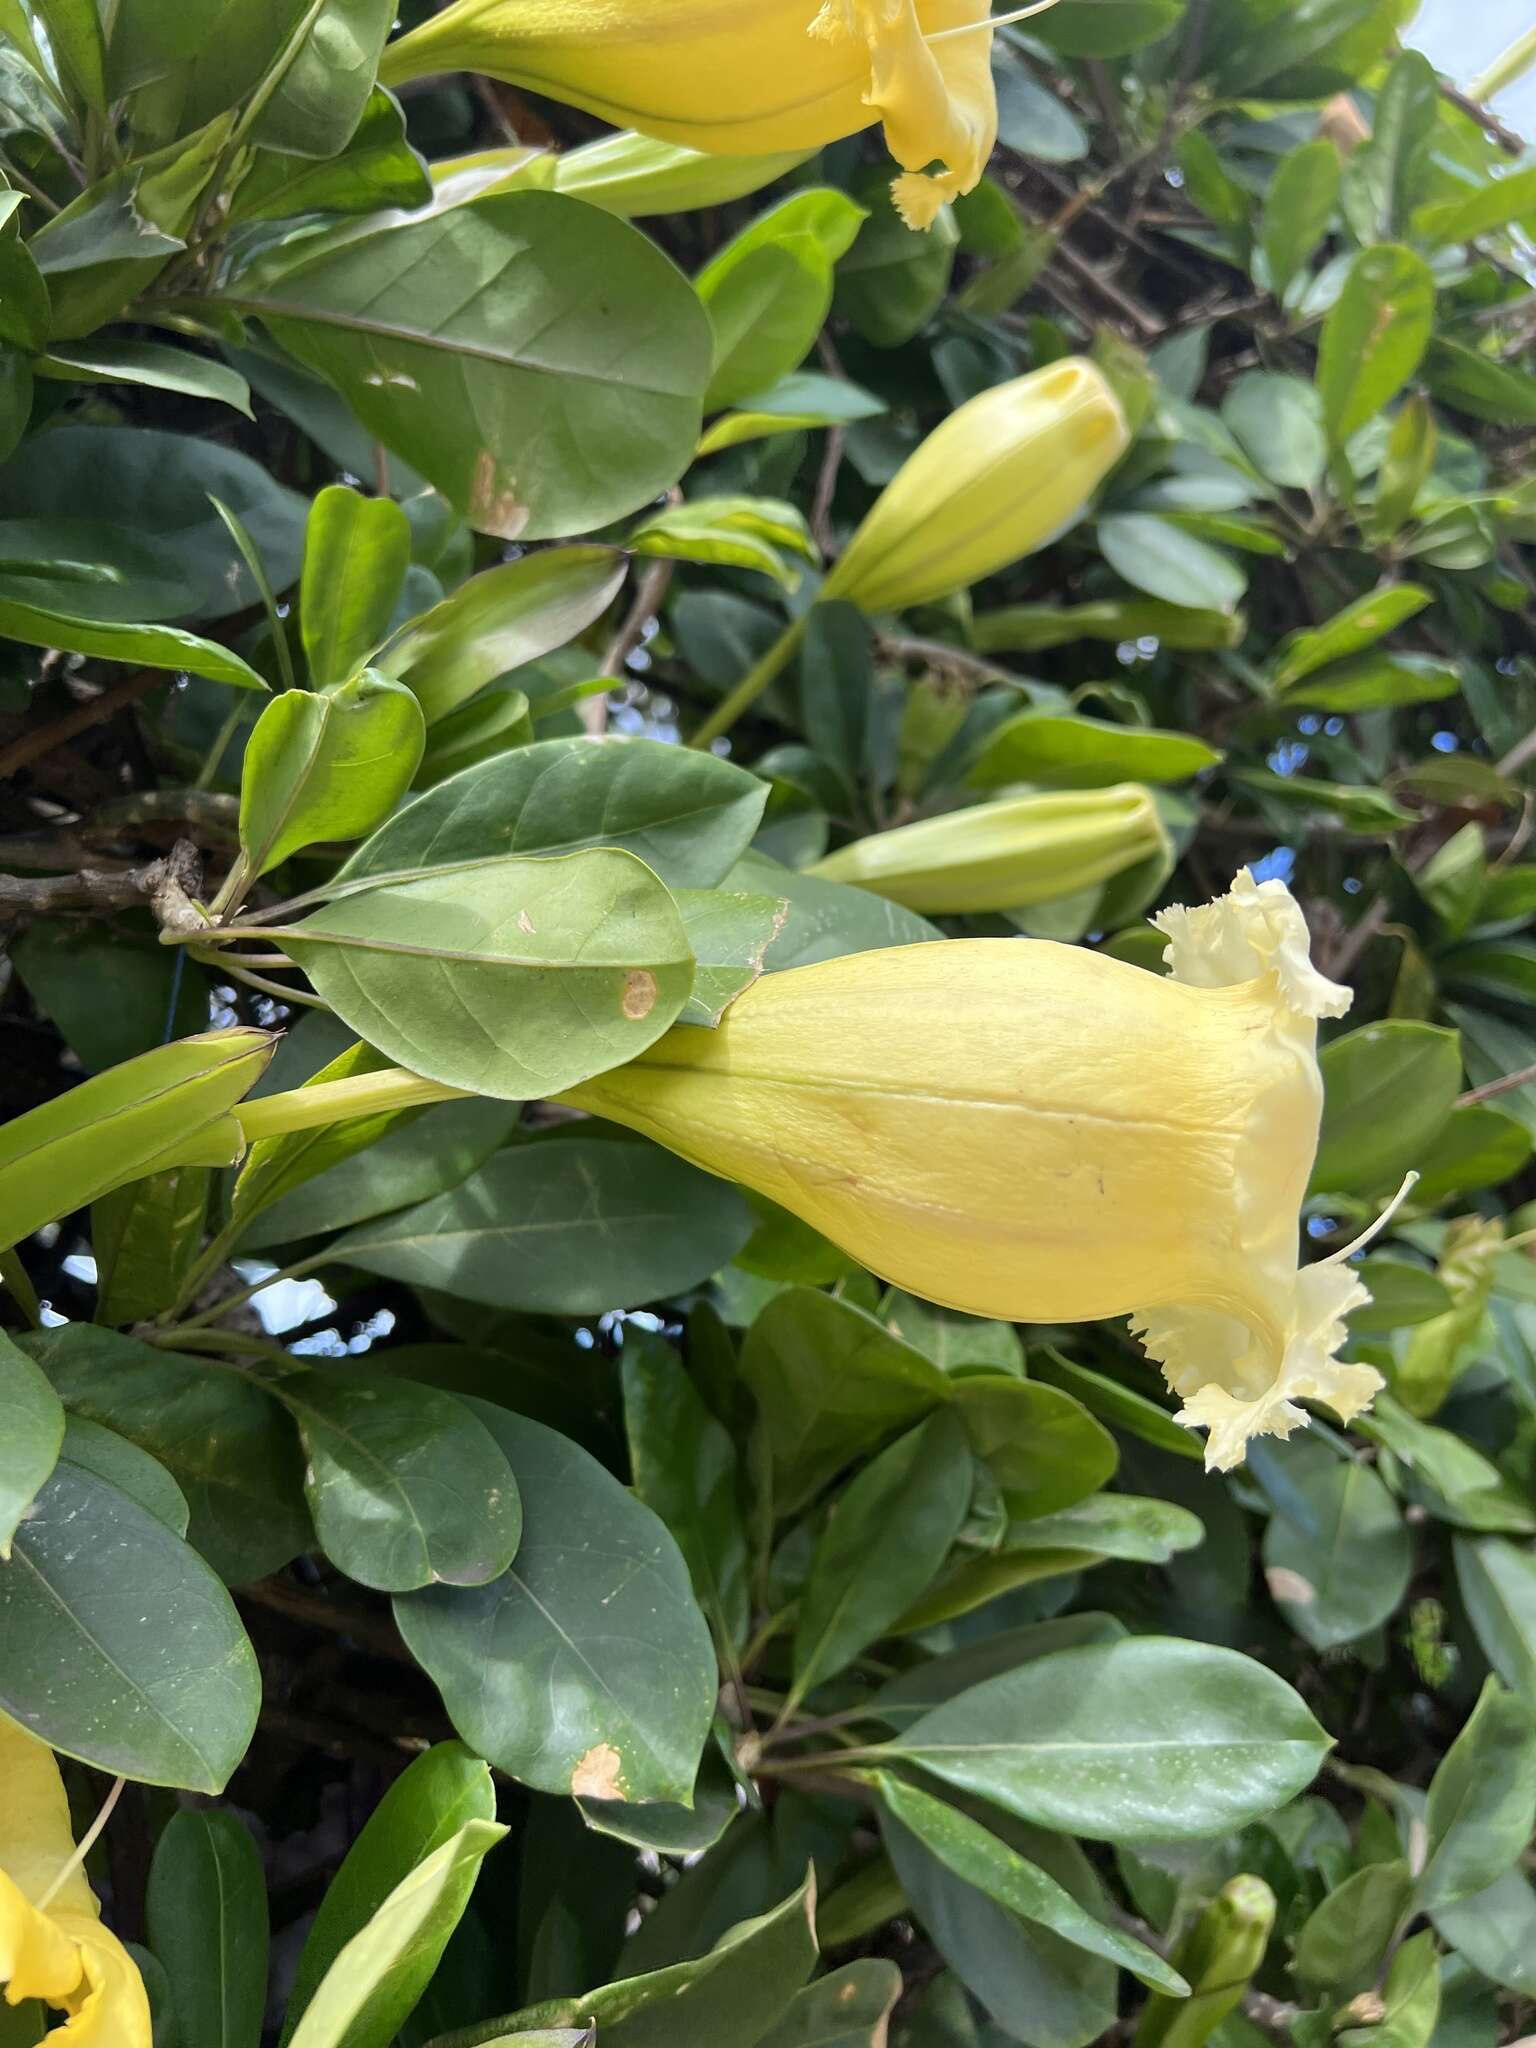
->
[[820, 360, 1129, 614], [808, 784, 1169, 915], [378, 0, 998, 231], [562, 870, 1382, 1471]]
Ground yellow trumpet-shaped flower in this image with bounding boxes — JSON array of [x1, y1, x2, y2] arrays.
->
[[0, 1721, 151, 2047], [820, 360, 1129, 614], [377, 0, 997, 230], [562, 869, 1384, 1470], [808, 784, 1170, 914]]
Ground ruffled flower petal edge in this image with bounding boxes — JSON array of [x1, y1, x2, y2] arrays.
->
[[1133, 1265, 1386, 1474], [1154, 864, 1353, 1020], [811, 0, 996, 228]]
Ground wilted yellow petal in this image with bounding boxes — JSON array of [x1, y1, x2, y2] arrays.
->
[[820, 360, 1129, 614], [0, 1872, 83, 2008], [0, 1722, 94, 1920], [561, 869, 1382, 1469], [809, 785, 1169, 914], [45, 1916, 152, 2048], [378, 0, 996, 226]]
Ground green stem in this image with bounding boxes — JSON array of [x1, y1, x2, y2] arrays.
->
[[169, 1250, 330, 1334], [1470, 27, 1536, 103], [0, 1247, 42, 1329], [687, 614, 808, 751], [234, 1067, 468, 1144]]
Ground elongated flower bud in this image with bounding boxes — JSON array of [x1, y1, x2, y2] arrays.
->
[[561, 870, 1383, 1470], [378, 0, 998, 230], [820, 360, 1129, 614], [809, 784, 1169, 914], [1136, 1876, 1276, 2048]]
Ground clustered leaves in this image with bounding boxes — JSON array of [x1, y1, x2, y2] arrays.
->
[[3, 2, 1536, 2046]]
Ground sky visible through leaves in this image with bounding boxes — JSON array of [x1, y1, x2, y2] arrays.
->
[[1409, 0, 1536, 130]]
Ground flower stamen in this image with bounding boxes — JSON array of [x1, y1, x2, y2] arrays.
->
[[1319, 1171, 1421, 1270], [925, 0, 1063, 43], [35, 1777, 126, 1912]]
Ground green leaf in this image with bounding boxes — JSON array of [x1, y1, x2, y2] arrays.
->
[[673, 887, 786, 1027], [1431, 1866, 1536, 1995], [340, 734, 767, 892], [0, 1458, 259, 1790], [793, 1411, 973, 1702], [449, 1876, 817, 2048], [246, 0, 395, 159], [1030, 0, 1185, 56], [1222, 373, 1327, 491], [968, 710, 1221, 791], [629, 496, 816, 590], [1270, 583, 1433, 688], [892, 1637, 1331, 1843], [741, 1287, 952, 1516], [1455, 1536, 1536, 1703], [1312, 1020, 1462, 1196], [1260, 138, 1342, 300], [238, 670, 425, 879], [279, 849, 694, 1100], [92, 1165, 212, 1324], [375, 549, 626, 723], [0, 1030, 272, 1251], [0, 597, 268, 687], [288, 1819, 507, 2048], [229, 194, 712, 540], [1294, 1859, 1412, 1995], [949, 1377, 1117, 1519], [1230, 767, 1415, 836], [1098, 514, 1247, 613], [33, 0, 106, 112], [1348, 1258, 1452, 1332], [835, 172, 958, 349], [1252, 1438, 1412, 1650], [0, 422, 308, 620], [282, 1742, 496, 2045], [1414, 1106, 1533, 1206], [0, 1331, 64, 1560], [58, 1415, 189, 1535], [697, 189, 865, 411], [729, 851, 942, 968], [872, 1774, 1186, 1995], [622, 1334, 749, 1653], [1283, 652, 1461, 713], [23, 1325, 311, 1585], [36, 338, 253, 415], [696, 372, 886, 456], [332, 1135, 753, 1314], [1317, 245, 1436, 447], [1370, 394, 1437, 541], [300, 485, 411, 690], [148, 1810, 269, 2048], [1029, 1349, 1201, 1460], [270, 1367, 521, 1594], [882, 1806, 1117, 2048], [872, 1614, 1127, 1731], [1415, 161, 1536, 249], [396, 1403, 717, 1805], [234, 87, 431, 221], [753, 1961, 900, 2048], [1417, 1678, 1536, 1912]]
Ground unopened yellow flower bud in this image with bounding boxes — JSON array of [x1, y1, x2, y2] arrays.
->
[[378, 0, 998, 231], [0, 1722, 151, 2047], [820, 360, 1129, 614], [808, 784, 1169, 915], [562, 869, 1383, 1470]]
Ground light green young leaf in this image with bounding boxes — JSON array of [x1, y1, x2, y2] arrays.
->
[[301, 484, 412, 689]]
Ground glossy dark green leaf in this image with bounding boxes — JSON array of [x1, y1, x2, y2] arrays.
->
[[835, 173, 957, 349], [1432, 1866, 1536, 1994], [1030, 0, 1185, 55], [246, 0, 395, 159], [396, 1404, 717, 1805], [1294, 1859, 1411, 1995], [1252, 1437, 1412, 1650], [622, 1334, 749, 1652], [58, 1416, 189, 1536], [0, 1330, 64, 1560], [340, 734, 766, 892], [228, 194, 712, 539], [23, 1325, 311, 1585], [1029, 1350, 1202, 1459], [893, 1637, 1331, 1843], [148, 1809, 269, 2048], [1455, 1536, 1536, 1702], [1312, 1020, 1462, 1195], [1418, 1678, 1536, 1912], [1317, 244, 1435, 446], [728, 852, 941, 969], [872, 1614, 1127, 1731], [92, 1165, 211, 1325], [335, 1136, 752, 1313], [793, 1411, 972, 1701], [949, 1376, 1118, 1519], [0, 1459, 259, 1790], [753, 1961, 900, 2048], [283, 1742, 496, 2046], [270, 1368, 521, 1593], [37, 338, 252, 415]]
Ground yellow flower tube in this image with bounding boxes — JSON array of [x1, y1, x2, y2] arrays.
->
[[808, 784, 1170, 914], [377, 0, 998, 229], [0, 1722, 151, 2047], [561, 869, 1384, 1470], [821, 358, 1129, 614]]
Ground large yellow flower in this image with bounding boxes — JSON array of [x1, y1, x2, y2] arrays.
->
[[562, 870, 1384, 1469], [0, 1722, 151, 2046], [378, 0, 998, 229]]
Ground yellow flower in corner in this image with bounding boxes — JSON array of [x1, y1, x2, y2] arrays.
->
[[0, 1721, 150, 2047], [378, 0, 998, 230], [561, 869, 1385, 1470]]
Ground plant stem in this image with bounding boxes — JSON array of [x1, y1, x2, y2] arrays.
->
[[169, 1251, 330, 1334], [0, 1247, 42, 1328], [1470, 27, 1536, 104], [234, 1067, 469, 1144], [687, 614, 808, 751]]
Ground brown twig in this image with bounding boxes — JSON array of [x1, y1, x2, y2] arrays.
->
[[875, 633, 1033, 691], [0, 667, 164, 782], [0, 838, 203, 930], [1458, 1061, 1536, 1109], [1438, 80, 1526, 156]]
